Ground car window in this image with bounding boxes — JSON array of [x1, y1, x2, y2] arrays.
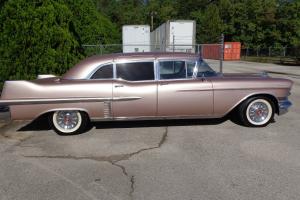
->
[[159, 61, 186, 79], [197, 60, 216, 77], [90, 64, 113, 79], [116, 62, 154, 81]]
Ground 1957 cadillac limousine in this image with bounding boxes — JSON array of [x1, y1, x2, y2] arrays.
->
[[0, 52, 293, 135]]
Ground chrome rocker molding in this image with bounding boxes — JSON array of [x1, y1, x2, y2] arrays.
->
[[278, 99, 292, 115], [0, 96, 141, 106]]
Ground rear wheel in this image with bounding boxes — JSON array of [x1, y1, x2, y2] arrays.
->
[[50, 110, 88, 135], [238, 97, 275, 127]]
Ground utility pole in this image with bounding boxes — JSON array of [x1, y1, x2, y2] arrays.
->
[[150, 11, 157, 31], [220, 33, 224, 74]]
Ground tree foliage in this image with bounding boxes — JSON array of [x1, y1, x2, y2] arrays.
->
[[0, 0, 300, 86], [0, 0, 119, 86], [0, 0, 81, 84]]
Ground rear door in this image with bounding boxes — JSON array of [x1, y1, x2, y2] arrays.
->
[[157, 60, 213, 117], [112, 61, 157, 118]]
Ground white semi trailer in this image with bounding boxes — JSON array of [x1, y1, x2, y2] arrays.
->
[[122, 25, 150, 53], [151, 20, 196, 53]]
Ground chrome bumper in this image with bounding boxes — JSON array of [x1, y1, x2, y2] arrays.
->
[[278, 99, 292, 115]]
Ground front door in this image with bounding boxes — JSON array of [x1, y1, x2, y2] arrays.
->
[[157, 60, 213, 117], [112, 61, 157, 118]]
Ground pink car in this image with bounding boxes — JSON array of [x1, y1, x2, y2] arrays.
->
[[0, 53, 293, 135]]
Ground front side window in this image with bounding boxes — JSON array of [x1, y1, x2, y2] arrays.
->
[[116, 62, 154, 81], [197, 60, 216, 77], [159, 61, 186, 80], [90, 64, 113, 79]]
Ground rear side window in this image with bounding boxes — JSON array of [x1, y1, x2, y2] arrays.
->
[[159, 61, 186, 79], [91, 64, 113, 79], [116, 62, 154, 81]]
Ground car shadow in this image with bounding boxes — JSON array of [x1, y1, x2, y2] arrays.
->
[[91, 118, 227, 130], [17, 114, 52, 132], [17, 112, 243, 133]]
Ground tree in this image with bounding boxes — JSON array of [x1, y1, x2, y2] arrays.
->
[[0, 0, 82, 86], [276, 0, 300, 47], [66, 0, 120, 45], [146, 0, 178, 29], [191, 4, 224, 43], [96, 0, 147, 29], [0, 0, 120, 88]]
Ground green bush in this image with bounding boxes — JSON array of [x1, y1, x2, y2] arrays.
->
[[0, 0, 119, 89]]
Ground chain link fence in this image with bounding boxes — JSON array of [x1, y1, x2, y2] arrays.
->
[[82, 44, 300, 65], [82, 44, 205, 56], [241, 47, 300, 64]]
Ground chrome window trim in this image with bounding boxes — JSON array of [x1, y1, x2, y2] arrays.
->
[[154, 59, 159, 81], [113, 62, 117, 79], [87, 62, 114, 80], [86, 58, 200, 82]]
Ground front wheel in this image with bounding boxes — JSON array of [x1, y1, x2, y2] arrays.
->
[[50, 110, 88, 135], [238, 97, 275, 127]]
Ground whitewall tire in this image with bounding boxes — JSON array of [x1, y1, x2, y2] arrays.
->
[[50, 110, 88, 135], [238, 97, 275, 127]]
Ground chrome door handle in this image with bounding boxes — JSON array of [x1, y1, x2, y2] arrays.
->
[[114, 84, 124, 88]]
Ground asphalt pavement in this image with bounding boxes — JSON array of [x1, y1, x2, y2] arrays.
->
[[0, 61, 300, 200]]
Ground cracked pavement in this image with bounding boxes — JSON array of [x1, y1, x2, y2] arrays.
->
[[1, 61, 300, 200]]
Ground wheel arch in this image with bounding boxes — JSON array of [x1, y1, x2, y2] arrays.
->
[[228, 93, 279, 116], [36, 108, 91, 122]]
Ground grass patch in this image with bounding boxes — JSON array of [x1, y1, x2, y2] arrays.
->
[[241, 56, 300, 66]]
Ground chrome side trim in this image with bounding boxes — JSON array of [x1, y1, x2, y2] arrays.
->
[[278, 98, 292, 115], [113, 97, 141, 101], [213, 87, 289, 91], [0, 96, 142, 106], [103, 101, 112, 119], [90, 114, 216, 122], [176, 89, 212, 92]]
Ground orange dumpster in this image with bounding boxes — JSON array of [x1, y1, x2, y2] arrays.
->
[[224, 42, 241, 60]]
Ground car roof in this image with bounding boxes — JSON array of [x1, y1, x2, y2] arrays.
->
[[63, 52, 200, 79]]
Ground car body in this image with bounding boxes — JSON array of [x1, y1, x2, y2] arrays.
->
[[0, 52, 293, 135]]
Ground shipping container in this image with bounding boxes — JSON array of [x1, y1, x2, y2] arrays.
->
[[122, 25, 150, 53], [202, 44, 220, 60], [224, 42, 241, 60], [201, 42, 241, 60], [151, 20, 196, 53]]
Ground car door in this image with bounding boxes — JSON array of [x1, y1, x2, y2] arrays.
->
[[157, 60, 213, 117], [112, 61, 157, 118]]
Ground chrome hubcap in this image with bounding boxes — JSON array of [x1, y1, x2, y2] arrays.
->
[[248, 102, 269, 123], [56, 111, 79, 130]]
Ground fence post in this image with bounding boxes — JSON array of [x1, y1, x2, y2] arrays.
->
[[246, 47, 249, 58], [219, 34, 224, 73], [269, 47, 271, 57], [283, 47, 286, 57], [256, 47, 259, 57]]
